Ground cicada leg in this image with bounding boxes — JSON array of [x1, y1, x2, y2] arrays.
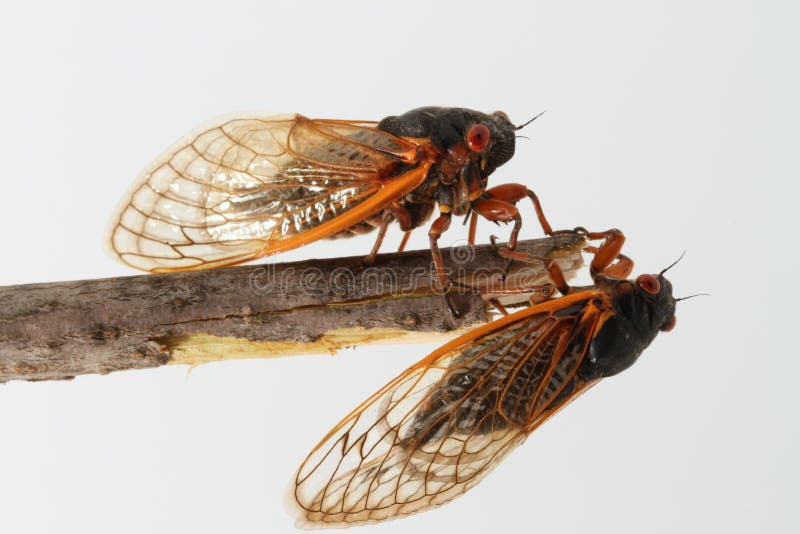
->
[[428, 212, 452, 289], [455, 275, 555, 317], [578, 228, 630, 278], [471, 199, 521, 245], [494, 242, 571, 295], [487, 298, 510, 316], [362, 210, 394, 267], [478, 183, 556, 242], [583, 246, 633, 279], [363, 204, 413, 266], [467, 210, 478, 246], [429, 212, 484, 317], [397, 231, 412, 253], [490, 229, 629, 296], [472, 184, 574, 278]]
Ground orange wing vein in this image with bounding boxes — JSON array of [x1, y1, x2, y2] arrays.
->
[[292, 292, 608, 527], [108, 113, 428, 272]]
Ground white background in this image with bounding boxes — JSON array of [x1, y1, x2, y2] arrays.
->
[[2, 1, 798, 532]]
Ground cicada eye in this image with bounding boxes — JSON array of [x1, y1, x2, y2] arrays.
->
[[661, 315, 677, 332], [636, 274, 661, 295], [493, 110, 510, 120], [467, 124, 491, 153]]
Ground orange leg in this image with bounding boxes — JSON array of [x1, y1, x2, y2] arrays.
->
[[491, 229, 629, 295], [580, 228, 626, 277], [475, 184, 559, 279], [497, 246, 571, 295], [526, 282, 558, 304], [487, 298, 510, 316], [397, 230, 412, 253], [429, 212, 470, 315], [363, 204, 412, 265], [471, 198, 522, 248], [428, 212, 452, 288], [482, 281, 557, 305], [467, 211, 478, 246], [584, 247, 633, 279], [482, 183, 555, 243], [362, 210, 394, 266]]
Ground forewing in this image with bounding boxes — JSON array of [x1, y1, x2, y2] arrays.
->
[[293, 299, 603, 527], [109, 114, 424, 272]]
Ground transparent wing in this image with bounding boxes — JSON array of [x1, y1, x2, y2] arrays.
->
[[292, 299, 603, 527], [108, 113, 424, 272]]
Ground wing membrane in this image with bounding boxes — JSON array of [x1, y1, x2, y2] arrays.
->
[[293, 295, 605, 527], [109, 114, 425, 272]]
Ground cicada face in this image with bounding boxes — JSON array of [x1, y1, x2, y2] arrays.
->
[[378, 107, 518, 215], [379, 108, 516, 171]]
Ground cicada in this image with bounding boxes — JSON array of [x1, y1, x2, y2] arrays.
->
[[108, 107, 552, 288], [291, 229, 682, 527]]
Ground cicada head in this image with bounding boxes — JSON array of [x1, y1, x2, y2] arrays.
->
[[582, 274, 677, 380], [619, 273, 677, 335], [480, 110, 517, 177], [377, 107, 517, 180]]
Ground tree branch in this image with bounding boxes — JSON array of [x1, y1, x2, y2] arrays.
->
[[0, 234, 585, 384]]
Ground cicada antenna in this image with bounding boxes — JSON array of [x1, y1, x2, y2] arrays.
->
[[675, 293, 710, 302], [659, 251, 686, 277], [515, 110, 546, 130]]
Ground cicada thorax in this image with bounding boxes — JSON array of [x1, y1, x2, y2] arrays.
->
[[396, 109, 512, 212], [326, 107, 513, 240]]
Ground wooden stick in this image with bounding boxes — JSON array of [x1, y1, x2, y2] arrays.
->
[[0, 234, 585, 383]]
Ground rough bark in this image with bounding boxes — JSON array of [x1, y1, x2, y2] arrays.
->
[[0, 234, 585, 383]]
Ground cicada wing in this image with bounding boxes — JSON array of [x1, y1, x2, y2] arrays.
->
[[108, 113, 426, 272], [292, 298, 604, 527]]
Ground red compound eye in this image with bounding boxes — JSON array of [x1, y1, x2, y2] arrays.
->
[[467, 124, 491, 152], [661, 316, 677, 332], [636, 274, 661, 295], [493, 110, 510, 120]]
